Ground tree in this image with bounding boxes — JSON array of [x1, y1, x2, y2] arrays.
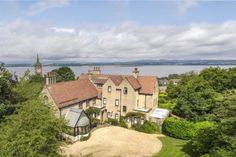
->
[[52, 67, 75, 82], [0, 98, 67, 157], [187, 91, 236, 157], [0, 70, 68, 156], [0, 69, 17, 121], [173, 77, 216, 121]]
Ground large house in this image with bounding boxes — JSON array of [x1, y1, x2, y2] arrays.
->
[[42, 67, 159, 122]]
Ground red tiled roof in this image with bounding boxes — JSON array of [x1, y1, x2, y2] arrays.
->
[[125, 76, 141, 90], [46, 79, 98, 108], [138, 76, 157, 95], [79, 73, 157, 95]]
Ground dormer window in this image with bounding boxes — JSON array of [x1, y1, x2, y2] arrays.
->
[[123, 87, 128, 95], [108, 86, 112, 93]]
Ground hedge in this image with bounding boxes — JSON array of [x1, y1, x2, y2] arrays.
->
[[162, 117, 214, 140], [132, 120, 160, 134]]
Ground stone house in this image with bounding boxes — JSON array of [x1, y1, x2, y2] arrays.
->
[[43, 67, 159, 123]]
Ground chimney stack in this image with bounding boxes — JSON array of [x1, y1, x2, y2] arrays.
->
[[89, 66, 101, 75], [45, 72, 57, 85], [133, 67, 139, 78]]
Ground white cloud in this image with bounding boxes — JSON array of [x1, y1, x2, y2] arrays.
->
[[26, 0, 70, 16], [178, 0, 200, 13], [0, 19, 236, 63]]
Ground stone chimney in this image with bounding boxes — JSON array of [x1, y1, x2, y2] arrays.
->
[[133, 67, 139, 78], [89, 66, 101, 75], [45, 71, 56, 85]]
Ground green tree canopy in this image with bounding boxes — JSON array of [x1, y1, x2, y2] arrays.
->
[[0, 98, 67, 157], [52, 66, 75, 82]]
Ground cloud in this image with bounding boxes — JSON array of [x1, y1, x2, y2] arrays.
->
[[178, 0, 200, 13], [0, 19, 236, 63], [26, 0, 70, 16]]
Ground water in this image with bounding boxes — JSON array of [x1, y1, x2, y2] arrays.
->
[[6, 65, 235, 78]]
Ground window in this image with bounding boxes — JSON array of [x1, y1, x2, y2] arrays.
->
[[123, 106, 127, 112], [123, 87, 128, 95], [115, 99, 119, 106], [115, 113, 119, 119], [108, 86, 112, 93], [137, 100, 139, 107], [103, 98, 107, 105]]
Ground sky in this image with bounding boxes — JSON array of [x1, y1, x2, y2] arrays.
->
[[0, 0, 236, 63]]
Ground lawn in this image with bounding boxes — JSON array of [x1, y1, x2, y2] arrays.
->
[[153, 136, 190, 157]]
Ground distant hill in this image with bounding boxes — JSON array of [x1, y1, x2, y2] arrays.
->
[[4, 60, 236, 67]]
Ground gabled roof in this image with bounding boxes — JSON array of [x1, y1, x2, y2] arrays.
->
[[79, 73, 157, 95], [138, 76, 157, 95], [65, 108, 90, 127], [125, 76, 141, 90], [46, 78, 98, 108]]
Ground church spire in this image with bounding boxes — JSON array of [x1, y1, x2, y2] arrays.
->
[[36, 53, 40, 64], [35, 53, 42, 75]]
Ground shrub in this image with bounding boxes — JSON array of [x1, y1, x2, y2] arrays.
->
[[119, 117, 128, 128], [162, 117, 214, 140], [107, 118, 119, 125], [91, 118, 100, 128], [132, 120, 160, 134], [80, 133, 91, 141]]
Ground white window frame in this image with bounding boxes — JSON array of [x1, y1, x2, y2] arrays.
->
[[115, 99, 119, 106], [103, 98, 107, 106], [108, 86, 112, 93]]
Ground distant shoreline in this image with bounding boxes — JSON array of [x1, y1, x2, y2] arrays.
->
[[4, 63, 236, 67]]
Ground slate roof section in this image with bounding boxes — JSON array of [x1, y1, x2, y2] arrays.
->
[[46, 78, 98, 108], [65, 108, 90, 127]]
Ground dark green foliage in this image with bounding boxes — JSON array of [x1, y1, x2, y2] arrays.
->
[[107, 118, 119, 125], [162, 117, 214, 140], [85, 107, 101, 128], [85, 107, 100, 117], [132, 120, 160, 134], [0, 98, 67, 157], [173, 77, 216, 121], [0, 70, 14, 104], [119, 116, 128, 128], [90, 118, 100, 128], [29, 74, 44, 83], [0, 69, 20, 121], [187, 94, 236, 157], [0, 70, 68, 156], [80, 133, 91, 141], [125, 112, 145, 119], [52, 66, 75, 82], [200, 67, 236, 92]]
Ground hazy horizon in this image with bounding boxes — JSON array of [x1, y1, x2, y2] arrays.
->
[[1, 1, 236, 63]]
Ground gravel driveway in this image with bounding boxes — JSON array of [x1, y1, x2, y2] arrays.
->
[[62, 126, 162, 157]]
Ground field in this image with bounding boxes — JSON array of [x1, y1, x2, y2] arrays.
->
[[153, 136, 190, 157]]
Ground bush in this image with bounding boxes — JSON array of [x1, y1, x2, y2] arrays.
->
[[119, 117, 128, 128], [107, 118, 119, 125], [80, 133, 91, 141], [132, 120, 160, 134], [162, 117, 214, 140], [91, 118, 100, 128]]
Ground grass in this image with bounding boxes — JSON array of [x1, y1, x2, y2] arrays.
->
[[158, 102, 176, 110], [153, 136, 191, 157]]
